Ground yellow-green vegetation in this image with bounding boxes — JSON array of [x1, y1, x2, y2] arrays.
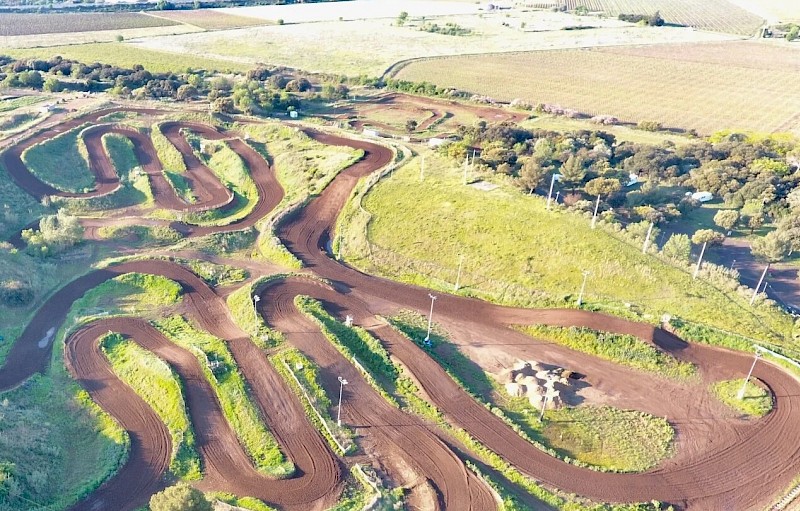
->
[[69, 272, 182, 324], [7, 43, 248, 74], [100, 332, 201, 480], [152, 124, 187, 174], [164, 170, 196, 204], [225, 275, 283, 348], [185, 139, 258, 226], [208, 492, 277, 511], [711, 379, 773, 418], [295, 296, 398, 405], [0, 373, 129, 511], [541, 406, 673, 473], [271, 348, 355, 455], [391, 310, 676, 473], [234, 121, 362, 265], [0, 271, 183, 510], [0, 165, 48, 239], [59, 133, 154, 213], [177, 258, 247, 288], [96, 225, 183, 246], [519, 325, 696, 380], [22, 124, 94, 193], [0, 95, 49, 112], [340, 153, 792, 345], [153, 315, 294, 478]]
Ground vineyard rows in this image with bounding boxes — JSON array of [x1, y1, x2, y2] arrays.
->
[[0, 12, 178, 37], [395, 44, 800, 134]]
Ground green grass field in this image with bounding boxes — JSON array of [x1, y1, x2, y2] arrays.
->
[[6, 43, 249, 74], [153, 315, 294, 478], [100, 332, 201, 480], [0, 373, 128, 511], [22, 124, 95, 193], [541, 406, 675, 472], [711, 379, 773, 417], [341, 153, 793, 345], [518, 325, 696, 380], [185, 139, 258, 226]]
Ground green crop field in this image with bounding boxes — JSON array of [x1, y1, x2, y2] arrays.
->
[[395, 41, 800, 135], [340, 152, 793, 344], [22, 124, 94, 193]]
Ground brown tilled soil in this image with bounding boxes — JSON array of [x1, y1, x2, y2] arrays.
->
[[1, 103, 799, 511]]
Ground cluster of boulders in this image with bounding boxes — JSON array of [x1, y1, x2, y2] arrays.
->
[[499, 361, 573, 410]]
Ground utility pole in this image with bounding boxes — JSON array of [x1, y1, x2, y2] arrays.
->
[[590, 194, 601, 229], [738, 350, 761, 400], [642, 222, 654, 253], [424, 293, 437, 345], [337, 376, 349, 426], [454, 254, 464, 291], [750, 264, 770, 305], [693, 241, 707, 279], [577, 270, 590, 307], [252, 294, 261, 325], [463, 154, 469, 184], [546, 173, 561, 210]]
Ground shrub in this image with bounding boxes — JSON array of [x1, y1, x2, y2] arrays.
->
[[150, 483, 212, 511], [0, 280, 33, 307]]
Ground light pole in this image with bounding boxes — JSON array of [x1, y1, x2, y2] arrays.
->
[[454, 254, 464, 291], [252, 294, 261, 325], [738, 350, 761, 400], [590, 194, 601, 229], [577, 271, 590, 307], [545, 173, 562, 210], [337, 376, 349, 426], [424, 293, 437, 345]]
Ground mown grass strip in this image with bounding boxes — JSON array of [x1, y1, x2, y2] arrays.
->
[[153, 315, 294, 478], [151, 124, 187, 174], [100, 332, 202, 480]]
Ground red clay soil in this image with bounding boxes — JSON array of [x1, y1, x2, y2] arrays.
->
[[3, 106, 800, 510]]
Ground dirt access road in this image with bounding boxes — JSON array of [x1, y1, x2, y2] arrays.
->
[[0, 104, 798, 510]]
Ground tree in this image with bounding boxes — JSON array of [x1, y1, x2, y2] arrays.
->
[[43, 77, 63, 92], [149, 484, 212, 511], [745, 214, 764, 235], [713, 209, 739, 231], [661, 233, 691, 262], [787, 25, 799, 42], [405, 119, 418, 133], [691, 229, 725, 278], [211, 97, 234, 114], [751, 231, 790, 264], [176, 84, 198, 101], [559, 154, 585, 194], [396, 11, 409, 26], [516, 158, 548, 194], [584, 177, 621, 198]]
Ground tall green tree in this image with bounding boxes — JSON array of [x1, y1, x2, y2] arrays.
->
[[560, 154, 585, 194], [661, 233, 691, 262], [713, 210, 739, 231]]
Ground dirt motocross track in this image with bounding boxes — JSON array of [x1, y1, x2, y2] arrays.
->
[[1, 104, 799, 511]]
